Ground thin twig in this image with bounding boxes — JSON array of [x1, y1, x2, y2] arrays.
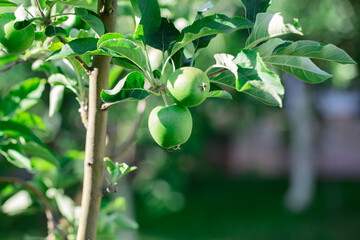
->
[[207, 68, 229, 78], [34, 0, 46, 20], [0, 177, 68, 240], [0, 59, 23, 72], [113, 100, 146, 162], [34, 0, 92, 74], [0, 58, 36, 72]]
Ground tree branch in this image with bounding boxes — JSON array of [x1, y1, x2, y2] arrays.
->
[[112, 100, 146, 163], [0, 58, 34, 72], [76, 0, 117, 239], [207, 68, 229, 78], [0, 177, 67, 240], [34, 0, 92, 74]]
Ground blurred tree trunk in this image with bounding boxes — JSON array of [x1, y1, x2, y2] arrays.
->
[[284, 74, 316, 212]]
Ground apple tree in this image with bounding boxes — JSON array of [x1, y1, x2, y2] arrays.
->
[[0, 0, 356, 239]]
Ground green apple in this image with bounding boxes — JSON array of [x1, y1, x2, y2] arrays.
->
[[167, 67, 210, 107], [148, 104, 192, 149], [0, 14, 35, 54]]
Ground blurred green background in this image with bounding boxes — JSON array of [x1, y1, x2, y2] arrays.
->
[[1, 0, 360, 239]]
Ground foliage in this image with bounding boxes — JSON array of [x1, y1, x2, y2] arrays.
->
[[0, 0, 356, 239]]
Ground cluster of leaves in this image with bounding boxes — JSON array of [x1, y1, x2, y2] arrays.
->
[[37, 0, 355, 109], [0, 0, 356, 238]]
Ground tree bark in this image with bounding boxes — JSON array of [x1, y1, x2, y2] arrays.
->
[[76, 1, 117, 239]]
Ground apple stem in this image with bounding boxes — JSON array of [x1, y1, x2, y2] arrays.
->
[[161, 91, 169, 106]]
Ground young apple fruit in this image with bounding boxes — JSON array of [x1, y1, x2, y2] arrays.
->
[[148, 104, 192, 149], [0, 14, 35, 54], [167, 67, 210, 107]]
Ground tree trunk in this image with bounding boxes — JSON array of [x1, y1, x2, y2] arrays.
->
[[76, 1, 117, 239], [284, 74, 316, 212]]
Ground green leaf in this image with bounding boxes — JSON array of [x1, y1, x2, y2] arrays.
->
[[99, 37, 147, 71], [242, 0, 271, 22], [75, 8, 105, 36], [111, 57, 142, 72], [101, 72, 150, 104], [209, 70, 236, 89], [207, 83, 232, 100], [270, 40, 356, 64], [97, 33, 124, 47], [45, 25, 67, 37], [20, 141, 60, 168], [49, 85, 65, 117], [208, 51, 284, 107], [170, 14, 253, 57], [47, 0, 97, 12], [245, 13, 303, 49], [263, 55, 332, 83], [0, 1, 17, 7], [0, 148, 32, 170], [104, 157, 115, 172], [147, 18, 180, 52], [131, 0, 161, 43], [47, 38, 98, 60], [208, 90, 232, 100], [253, 38, 285, 57], [0, 120, 43, 144], [1, 78, 45, 118], [1, 190, 32, 215], [48, 73, 78, 96], [11, 112, 46, 132], [104, 157, 137, 186], [233, 50, 284, 106], [13, 19, 35, 30]]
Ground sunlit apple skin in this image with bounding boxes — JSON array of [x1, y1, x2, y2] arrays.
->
[[167, 67, 210, 107], [148, 105, 192, 149], [0, 14, 35, 54]]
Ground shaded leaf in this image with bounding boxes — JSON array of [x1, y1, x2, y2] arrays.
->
[[20, 141, 60, 167], [0, 120, 43, 144], [271, 40, 356, 64], [264, 55, 332, 83], [208, 90, 232, 100], [147, 18, 180, 51], [1, 78, 45, 118], [13, 19, 35, 30], [242, 0, 271, 22], [245, 12, 302, 49], [0, 1, 17, 7], [111, 57, 142, 71], [45, 25, 67, 37], [0, 148, 32, 170], [101, 72, 149, 104], [47, 38, 98, 60], [170, 14, 253, 57], [11, 112, 46, 132], [131, 0, 161, 43], [75, 8, 105, 36]]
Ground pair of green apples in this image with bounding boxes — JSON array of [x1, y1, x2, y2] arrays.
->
[[148, 67, 210, 149], [0, 14, 35, 54]]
